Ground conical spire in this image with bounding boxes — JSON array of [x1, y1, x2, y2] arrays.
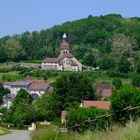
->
[[63, 33, 67, 39]]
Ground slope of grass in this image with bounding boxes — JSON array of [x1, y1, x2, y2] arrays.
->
[[32, 120, 140, 140], [0, 127, 9, 136]]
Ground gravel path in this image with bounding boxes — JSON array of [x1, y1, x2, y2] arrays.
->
[[0, 130, 31, 140]]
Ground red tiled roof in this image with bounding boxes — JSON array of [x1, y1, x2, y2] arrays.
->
[[32, 80, 45, 83], [28, 82, 50, 91], [60, 41, 69, 50], [43, 58, 58, 63], [83, 100, 111, 110]]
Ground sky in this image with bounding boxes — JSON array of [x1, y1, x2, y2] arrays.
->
[[0, 0, 140, 37]]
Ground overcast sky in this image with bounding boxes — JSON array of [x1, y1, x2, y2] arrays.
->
[[0, 0, 139, 37]]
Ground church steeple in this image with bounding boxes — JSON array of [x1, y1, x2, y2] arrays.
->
[[63, 33, 67, 39], [60, 33, 69, 55]]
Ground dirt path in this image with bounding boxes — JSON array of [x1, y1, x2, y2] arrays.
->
[[0, 130, 31, 140]]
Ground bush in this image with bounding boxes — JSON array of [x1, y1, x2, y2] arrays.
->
[[67, 107, 111, 132], [107, 70, 120, 78], [111, 86, 140, 124], [112, 78, 122, 89], [132, 75, 140, 87], [2, 74, 21, 82]]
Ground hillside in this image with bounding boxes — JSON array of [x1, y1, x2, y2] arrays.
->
[[0, 14, 140, 66]]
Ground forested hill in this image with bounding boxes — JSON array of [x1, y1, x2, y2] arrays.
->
[[0, 14, 140, 66]]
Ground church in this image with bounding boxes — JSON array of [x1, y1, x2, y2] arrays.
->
[[42, 34, 82, 71]]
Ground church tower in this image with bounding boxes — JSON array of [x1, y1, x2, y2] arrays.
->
[[60, 33, 70, 55]]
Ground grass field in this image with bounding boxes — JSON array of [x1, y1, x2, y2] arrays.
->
[[0, 62, 19, 69], [0, 71, 20, 82], [32, 120, 140, 140], [96, 77, 131, 85]]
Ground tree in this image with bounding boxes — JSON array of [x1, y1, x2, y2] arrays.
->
[[111, 33, 138, 54], [0, 84, 9, 104], [12, 89, 33, 111], [13, 102, 37, 128], [118, 56, 130, 73], [132, 75, 140, 87], [4, 38, 26, 61], [136, 61, 140, 73], [9, 89, 34, 128], [99, 56, 115, 70], [55, 73, 95, 110], [112, 78, 122, 89], [82, 53, 96, 67], [33, 92, 61, 121], [0, 45, 7, 62], [111, 86, 140, 124]]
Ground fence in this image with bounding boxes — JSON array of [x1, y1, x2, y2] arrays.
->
[[71, 105, 140, 131]]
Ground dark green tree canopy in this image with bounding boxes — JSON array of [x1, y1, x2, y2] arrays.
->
[[118, 56, 130, 73], [132, 75, 140, 87], [112, 78, 122, 89], [0, 83, 10, 104], [55, 73, 96, 110], [13, 89, 33, 106], [111, 86, 140, 124]]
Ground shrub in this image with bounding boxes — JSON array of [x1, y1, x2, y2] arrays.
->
[[132, 75, 140, 87], [111, 86, 140, 124], [67, 107, 111, 132], [112, 78, 122, 89]]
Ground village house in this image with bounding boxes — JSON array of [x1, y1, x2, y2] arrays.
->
[[28, 80, 50, 98], [42, 34, 82, 71], [3, 77, 51, 98], [10, 81, 32, 95], [95, 83, 112, 99]]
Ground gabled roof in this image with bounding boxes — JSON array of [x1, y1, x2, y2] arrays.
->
[[28, 82, 50, 91], [43, 58, 58, 63], [83, 100, 111, 110]]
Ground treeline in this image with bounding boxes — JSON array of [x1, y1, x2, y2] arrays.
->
[[0, 14, 140, 65]]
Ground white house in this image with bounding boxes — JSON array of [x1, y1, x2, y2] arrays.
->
[[10, 81, 32, 96], [3, 79, 51, 98]]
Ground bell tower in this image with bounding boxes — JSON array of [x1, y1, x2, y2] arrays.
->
[[60, 33, 69, 55]]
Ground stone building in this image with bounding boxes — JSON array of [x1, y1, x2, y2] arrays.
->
[[42, 34, 82, 71]]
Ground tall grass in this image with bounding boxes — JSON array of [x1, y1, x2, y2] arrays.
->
[[32, 120, 140, 140]]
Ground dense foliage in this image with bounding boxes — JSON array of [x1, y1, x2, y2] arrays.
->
[[0, 84, 9, 104], [111, 86, 140, 124], [3, 89, 35, 128], [67, 107, 111, 132], [55, 73, 96, 110], [112, 78, 122, 89], [33, 92, 61, 121]]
